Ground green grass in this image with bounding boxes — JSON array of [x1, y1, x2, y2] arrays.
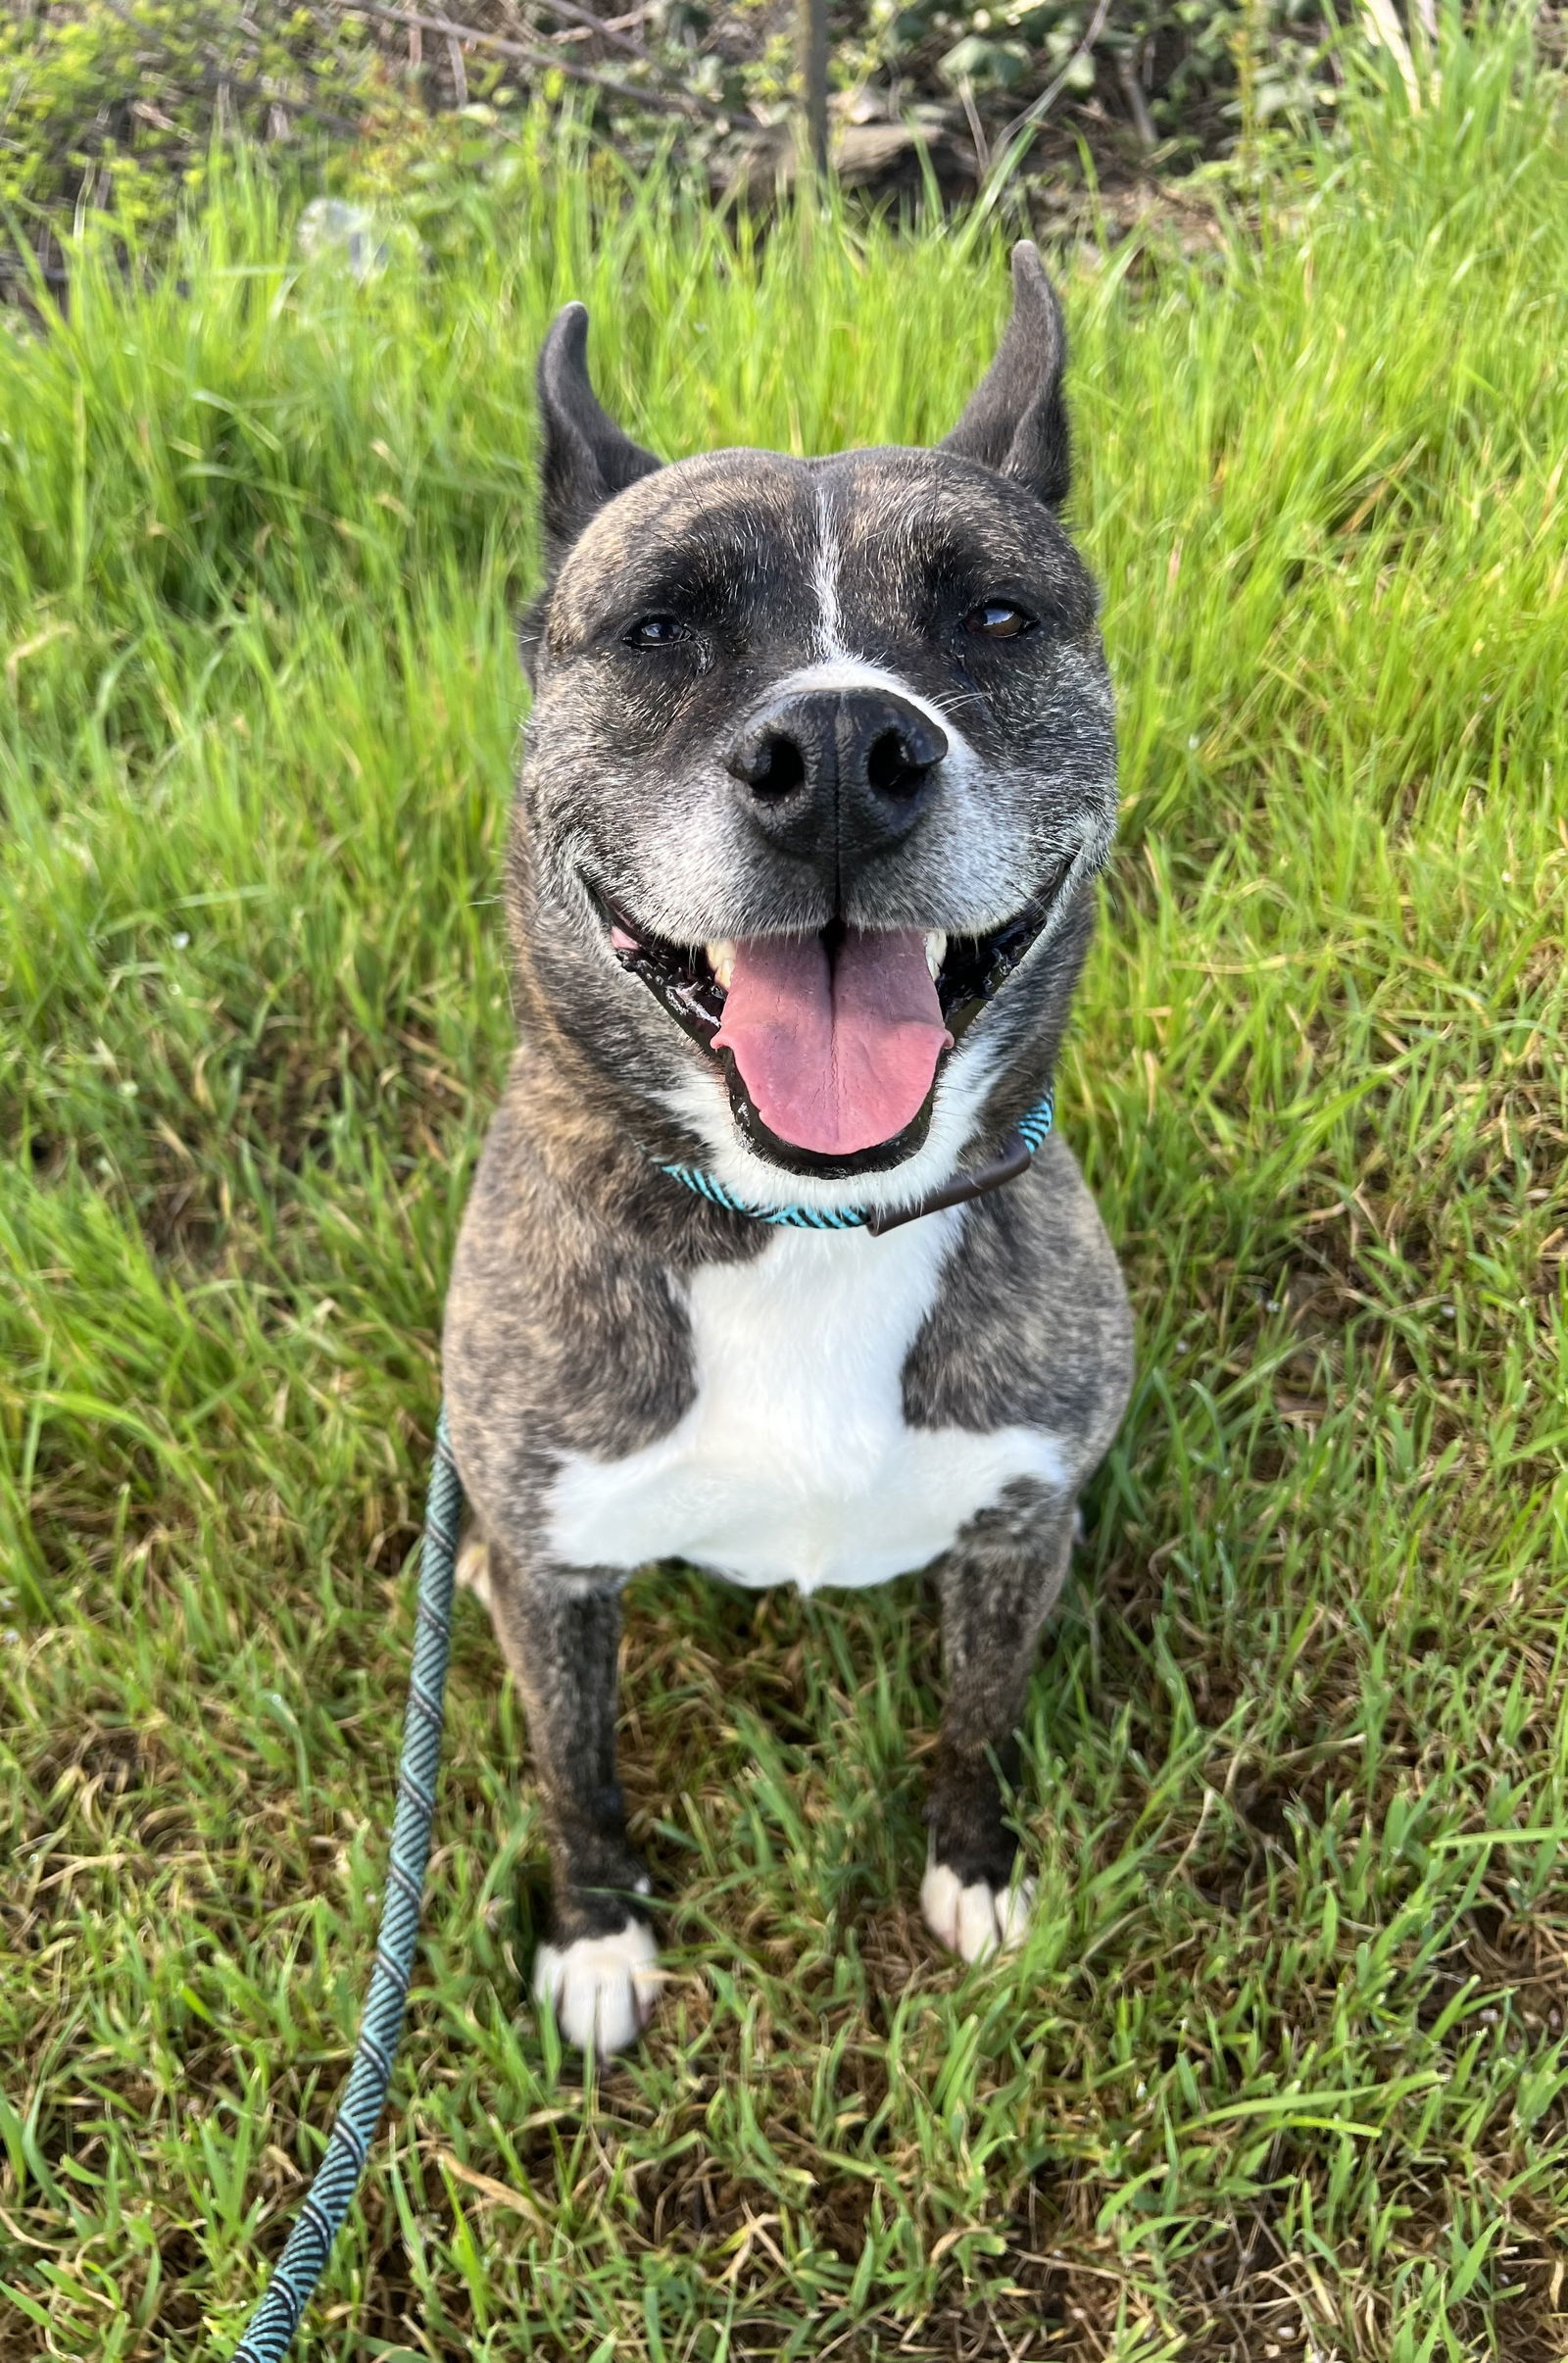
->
[[2, 28, 1566, 2360]]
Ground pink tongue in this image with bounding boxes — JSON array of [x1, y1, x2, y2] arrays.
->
[[712, 927, 952, 1156]]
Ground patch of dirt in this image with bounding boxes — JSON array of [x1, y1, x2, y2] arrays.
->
[[148, 2226, 208, 2337]]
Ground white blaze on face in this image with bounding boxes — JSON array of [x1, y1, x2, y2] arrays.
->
[[807, 482, 977, 763], [810, 479, 848, 665]]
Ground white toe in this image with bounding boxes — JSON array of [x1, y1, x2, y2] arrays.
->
[[921, 1860, 1036, 1964], [920, 1860, 964, 1950], [533, 1917, 661, 2052], [992, 1875, 1036, 1950]]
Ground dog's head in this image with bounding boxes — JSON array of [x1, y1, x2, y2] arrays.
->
[[511, 242, 1117, 1215]]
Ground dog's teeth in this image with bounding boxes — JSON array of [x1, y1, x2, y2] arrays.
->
[[705, 939, 735, 992], [924, 931, 947, 980]]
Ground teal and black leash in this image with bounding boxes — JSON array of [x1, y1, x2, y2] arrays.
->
[[230, 1412, 462, 2363], [225, 1092, 1053, 2355], [658, 1088, 1054, 1234]]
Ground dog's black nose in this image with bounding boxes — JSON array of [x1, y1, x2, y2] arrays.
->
[[726, 689, 948, 872]]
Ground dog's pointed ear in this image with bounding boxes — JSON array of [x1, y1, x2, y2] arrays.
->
[[536, 301, 662, 568], [940, 242, 1070, 510]]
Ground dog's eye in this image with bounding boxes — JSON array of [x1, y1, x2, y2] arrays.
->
[[624, 615, 688, 648], [964, 601, 1035, 639]]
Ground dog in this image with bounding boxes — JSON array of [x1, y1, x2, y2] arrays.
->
[[443, 242, 1134, 2051]]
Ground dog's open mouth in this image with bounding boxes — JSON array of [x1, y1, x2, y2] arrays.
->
[[593, 868, 1070, 1179]]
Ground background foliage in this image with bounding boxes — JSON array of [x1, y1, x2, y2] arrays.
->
[[2, 0, 1524, 284]]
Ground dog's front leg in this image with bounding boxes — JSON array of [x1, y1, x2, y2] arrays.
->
[[480, 1542, 659, 2052], [922, 1482, 1075, 1965]]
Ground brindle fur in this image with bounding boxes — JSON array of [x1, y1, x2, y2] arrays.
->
[[443, 242, 1134, 2028]]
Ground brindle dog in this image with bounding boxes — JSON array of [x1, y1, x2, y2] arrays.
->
[[444, 243, 1133, 2050]]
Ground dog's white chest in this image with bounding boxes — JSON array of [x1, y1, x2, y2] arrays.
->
[[543, 1216, 1065, 1592]]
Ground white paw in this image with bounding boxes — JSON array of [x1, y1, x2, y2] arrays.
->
[[455, 1535, 492, 1611], [920, 1860, 1037, 1964], [533, 1917, 661, 2052]]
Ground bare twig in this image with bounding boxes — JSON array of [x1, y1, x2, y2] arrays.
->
[[1117, 49, 1157, 148], [515, 0, 663, 65], [82, 0, 729, 143], [996, 0, 1114, 150], [956, 75, 991, 178], [352, 0, 725, 114], [797, 0, 828, 172]]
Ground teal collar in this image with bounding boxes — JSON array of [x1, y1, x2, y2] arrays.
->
[[658, 1090, 1054, 1237]]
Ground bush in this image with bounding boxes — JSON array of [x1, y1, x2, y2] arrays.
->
[[0, 0, 1505, 289], [0, 2, 407, 276]]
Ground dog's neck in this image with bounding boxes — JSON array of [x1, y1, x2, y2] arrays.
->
[[651, 1091, 1054, 1237]]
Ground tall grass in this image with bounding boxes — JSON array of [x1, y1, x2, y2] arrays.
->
[[2, 20, 1566, 2359]]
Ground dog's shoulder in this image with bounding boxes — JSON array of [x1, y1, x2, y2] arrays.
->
[[442, 1058, 760, 1518], [905, 1131, 1134, 1480]]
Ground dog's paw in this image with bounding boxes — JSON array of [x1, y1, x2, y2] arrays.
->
[[533, 1917, 661, 2052], [920, 1860, 1036, 1965]]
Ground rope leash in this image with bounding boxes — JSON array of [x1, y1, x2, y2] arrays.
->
[[230, 1412, 462, 2363], [658, 1089, 1054, 1232]]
